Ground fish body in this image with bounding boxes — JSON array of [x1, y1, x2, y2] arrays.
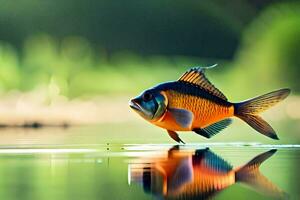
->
[[128, 147, 286, 199], [151, 81, 233, 131], [129, 65, 290, 143]]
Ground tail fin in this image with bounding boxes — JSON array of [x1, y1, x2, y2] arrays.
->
[[235, 149, 287, 198], [234, 89, 290, 139]]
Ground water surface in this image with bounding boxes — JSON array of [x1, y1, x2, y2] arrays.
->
[[0, 126, 299, 200]]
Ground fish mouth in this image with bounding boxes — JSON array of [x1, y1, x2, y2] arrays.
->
[[129, 99, 142, 112]]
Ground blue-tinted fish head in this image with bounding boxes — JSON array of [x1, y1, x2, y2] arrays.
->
[[129, 89, 168, 121]]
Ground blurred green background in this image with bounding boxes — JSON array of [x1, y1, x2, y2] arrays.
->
[[0, 0, 299, 96], [0, 1, 300, 200], [0, 0, 299, 137]]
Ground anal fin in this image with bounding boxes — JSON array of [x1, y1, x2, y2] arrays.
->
[[193, 118, 232, 138], [167, 130, 185, 144]]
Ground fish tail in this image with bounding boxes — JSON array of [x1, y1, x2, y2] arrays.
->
[[234, 88, 290, 139], [235, 149, 287, 198]]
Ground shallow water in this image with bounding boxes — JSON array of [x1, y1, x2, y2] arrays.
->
[[0, 125, 299, 200], [0, 143, 298, 198]]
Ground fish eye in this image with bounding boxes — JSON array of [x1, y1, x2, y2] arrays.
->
[[142, 92, 153, 102]]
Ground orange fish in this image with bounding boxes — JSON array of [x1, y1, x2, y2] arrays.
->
[[128, 147, 287, 199], [129, 65, 290, 143]]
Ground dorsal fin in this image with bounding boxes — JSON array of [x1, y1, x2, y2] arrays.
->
[[178, 65, 227, 100]]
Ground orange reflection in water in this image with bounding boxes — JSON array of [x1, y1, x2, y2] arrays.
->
[[128, 146, 287, 199]]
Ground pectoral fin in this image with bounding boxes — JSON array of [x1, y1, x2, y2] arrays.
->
[[167, 130, 185, 144], [169, 158, 193, 192], [168, 108, 193, 128]]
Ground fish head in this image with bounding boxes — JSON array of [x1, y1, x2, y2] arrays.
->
[[129, 89, 168, 121]]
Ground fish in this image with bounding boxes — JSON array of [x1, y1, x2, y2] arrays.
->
[[129, 65, 290, 143], [128, 146, 287, 199]]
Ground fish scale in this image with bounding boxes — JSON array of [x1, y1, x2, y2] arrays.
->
[[166, 89, 232, 128]]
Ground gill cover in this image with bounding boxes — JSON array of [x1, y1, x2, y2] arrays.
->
[[153, 91, 168, 119]]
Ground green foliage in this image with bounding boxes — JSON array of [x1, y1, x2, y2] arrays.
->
[[0, 35, 223, 98], [0, 0, 256, 59], [0, 43, 20, 92], [233, 2, 300, 93], [0, 2, 299, 99]]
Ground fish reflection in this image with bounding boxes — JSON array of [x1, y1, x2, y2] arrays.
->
[[128, 147, 287, 199]]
